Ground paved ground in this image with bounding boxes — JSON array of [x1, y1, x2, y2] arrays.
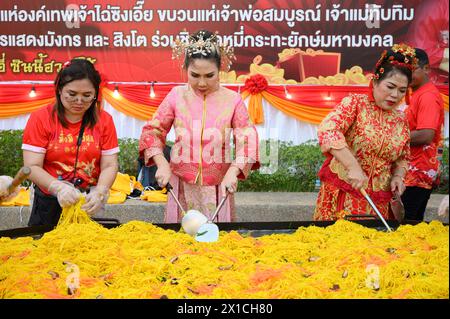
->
[[0, 192, 447, 230]]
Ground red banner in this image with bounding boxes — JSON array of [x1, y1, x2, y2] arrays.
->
[[0, 0, 448, 84]]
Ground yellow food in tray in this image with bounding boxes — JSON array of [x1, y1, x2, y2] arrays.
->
[[0, 200, 448, 299]]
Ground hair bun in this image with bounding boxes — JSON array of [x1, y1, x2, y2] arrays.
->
[[373, 43, 418, 80]]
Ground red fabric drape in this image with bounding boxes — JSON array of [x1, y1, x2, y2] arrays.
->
[[0, 84, 54, 102], [103, 84, 175, 107]]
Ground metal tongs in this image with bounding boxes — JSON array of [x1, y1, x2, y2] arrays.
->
[[195, 191, 229, 242], [360, 189, 392, 232]]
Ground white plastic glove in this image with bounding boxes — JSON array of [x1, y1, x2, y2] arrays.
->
[[48, 180, 81, 208], [438, 195, 449, 217], [81, 185, 109, 216], [0, 175, 19, 202]]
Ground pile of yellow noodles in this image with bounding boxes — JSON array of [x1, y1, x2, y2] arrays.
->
[[0, 198, 448, 299]]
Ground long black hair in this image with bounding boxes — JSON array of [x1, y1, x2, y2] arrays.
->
[[53, 58, 101, 129]]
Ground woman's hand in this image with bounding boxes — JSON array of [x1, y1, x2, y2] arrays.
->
[[48, 180, 81, 208], [220, 166, 240, 196], [152, 154, 172, 188], [155, 161, 172, 188], [438, 195, 449, 217], [347, 164, 368, 190], [81, 185, 109, 216], [0, 176, 18, 202], [390, 175, 406, 196], [330, 148, 367, 191]]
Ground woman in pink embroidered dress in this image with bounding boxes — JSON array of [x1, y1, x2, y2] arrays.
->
[[139, 30, 260, 223], [314, 44, 417, 221]]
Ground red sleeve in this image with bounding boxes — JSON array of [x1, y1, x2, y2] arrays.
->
[[22, 107, 52, 153], [100, 111, 119, 155], [415, 93, 444, 131], [317, 94, 358, 154]]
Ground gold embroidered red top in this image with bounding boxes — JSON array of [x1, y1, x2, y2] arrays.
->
[[317, 92, 410, 203]]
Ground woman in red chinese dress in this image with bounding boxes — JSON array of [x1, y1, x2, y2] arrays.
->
[[314, 44, 417, 220], [22, 59, 119, 226]]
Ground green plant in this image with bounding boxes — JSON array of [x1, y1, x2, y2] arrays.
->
[[239, 140, 325, 192], [117, 138, 140, 176], [435, 138, 449, 194], [0, 130, 24, 177]]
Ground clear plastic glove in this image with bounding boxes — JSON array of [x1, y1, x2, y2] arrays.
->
[[81, 185, 109, 216], [438, 195, 449, 217], [48, 180, 81, 208], [0, 175, 18, 202]]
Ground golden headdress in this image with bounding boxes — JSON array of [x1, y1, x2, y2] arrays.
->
[[172, 30, 236, 71], [373, 43, 419, 80]]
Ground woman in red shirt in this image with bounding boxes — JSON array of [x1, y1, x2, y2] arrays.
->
[[22, 59, 119, 226], [314, 44, 417, 221]]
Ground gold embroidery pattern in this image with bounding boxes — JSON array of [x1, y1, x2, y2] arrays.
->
[[319, 94, 410, 192]]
